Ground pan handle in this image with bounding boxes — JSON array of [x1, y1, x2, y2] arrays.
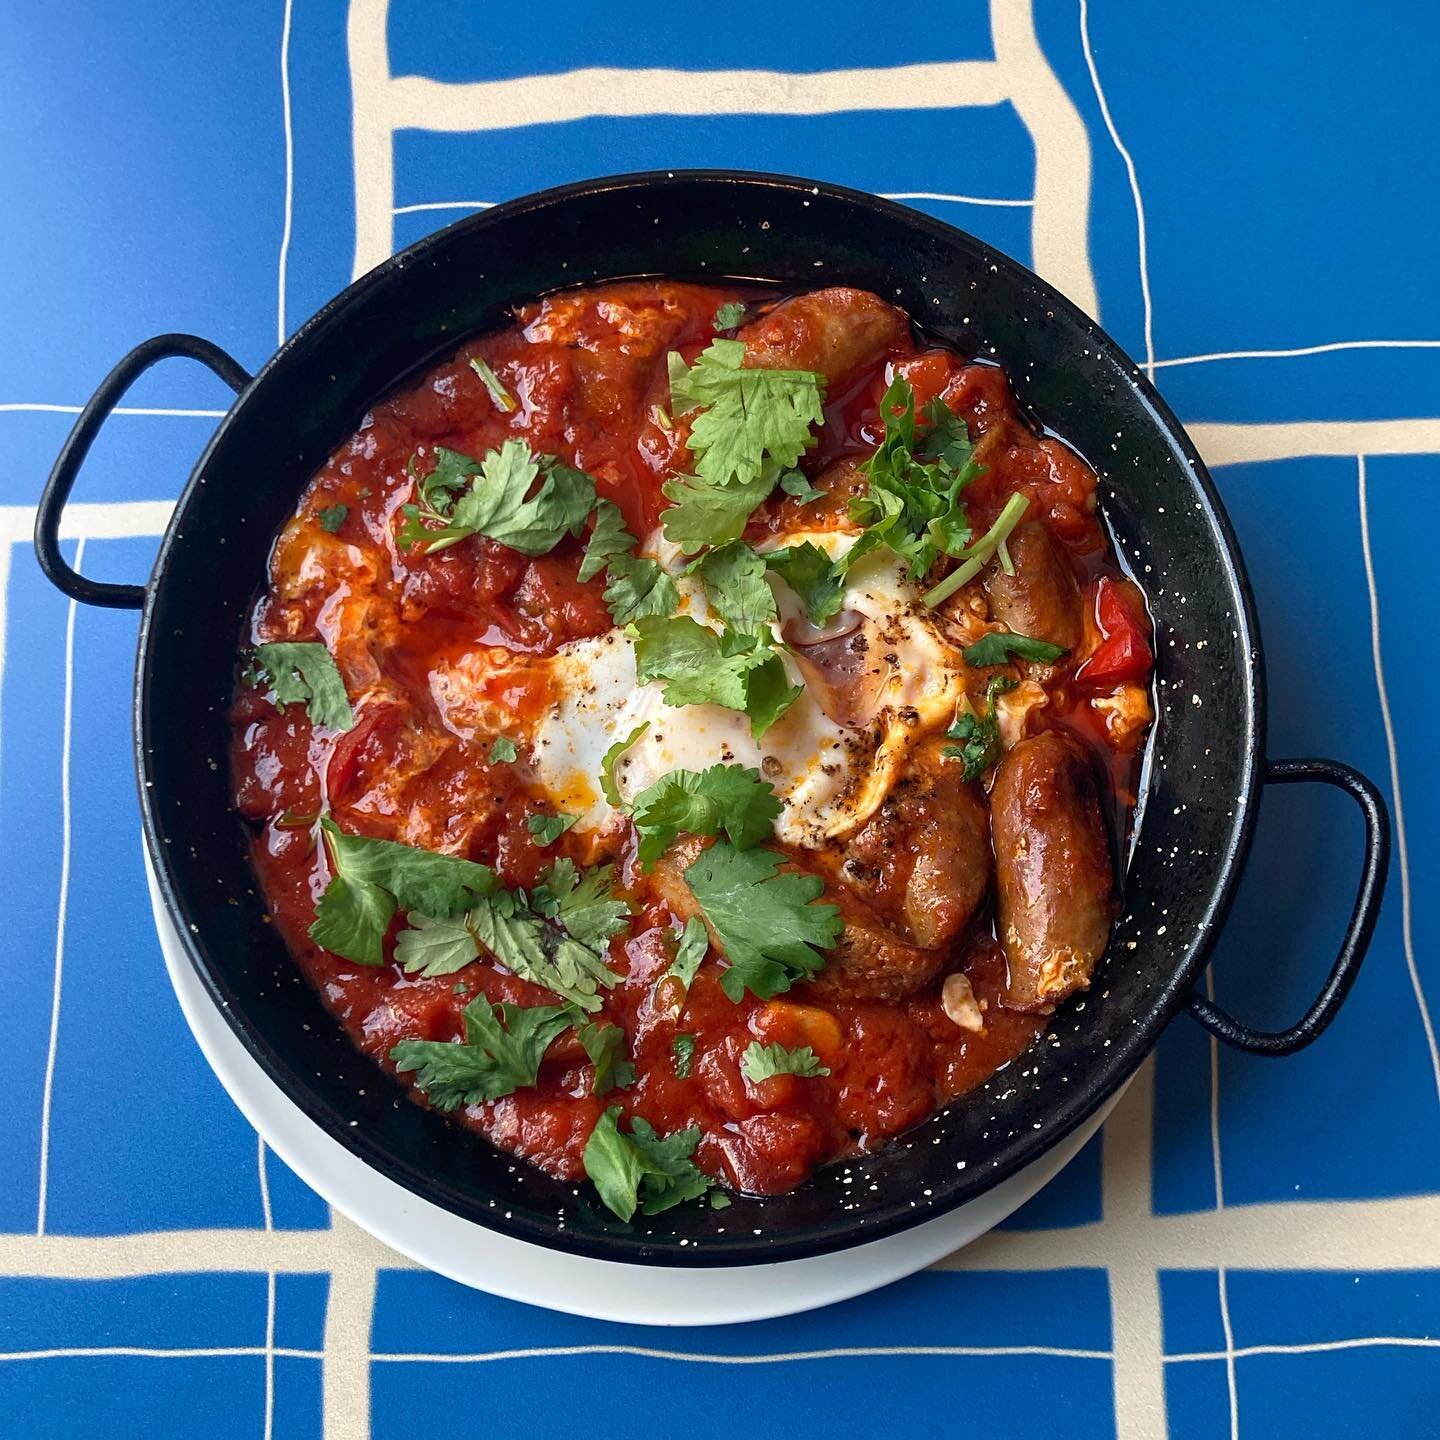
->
[[1186, 757, 1390, 1056], [34, 334, 251, 609]]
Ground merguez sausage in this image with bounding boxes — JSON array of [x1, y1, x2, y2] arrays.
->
[[991, 730, 1114, 1011]]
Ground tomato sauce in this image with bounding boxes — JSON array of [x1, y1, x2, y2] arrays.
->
[[230, 281, 1152, 1196]]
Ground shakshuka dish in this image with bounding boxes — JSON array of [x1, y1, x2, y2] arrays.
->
[[230, 282, 1155, 1221]]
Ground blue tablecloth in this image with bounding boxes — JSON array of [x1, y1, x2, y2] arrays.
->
[[4, 3, 1438, 1435]]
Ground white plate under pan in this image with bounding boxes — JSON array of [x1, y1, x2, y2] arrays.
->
[[146, 847, 1112, 1326]]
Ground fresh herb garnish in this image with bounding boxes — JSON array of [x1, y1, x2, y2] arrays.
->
[[629, 764, 781, 868], [390, 998, 571, 1109], [317, 504, 348, 533], [599, 721, 650, 808], [660, 340, 826, 553], [690, 540, 777, 632], [921, 491, 1031, 608], [577, 1021, 636, 1095], [527, 811, 578, 846], [942, 674, 1018, 783], [603, 554, 680, 626], [310, 819, 498, 966], [488, 734, 519, 764], [468, 354, 516, 412], [682, 843, 842, 1002], [713, 301, 747, 331], [631, 616, 802, 740], [672, 1033, 696, 1078], [530, 860, 631, 950], [740, 1040, 831, 1081], [764, 540, 847, 628], [399, 439, 595, 556], [250, 642, 355, 732], [778, 470, 824, 504], [845, 376, 981, 582], [577, 498, 636, 583], [962, 631, 1068, 667], [582, 1107, 716, 1220], [665, 916, 710, 997]]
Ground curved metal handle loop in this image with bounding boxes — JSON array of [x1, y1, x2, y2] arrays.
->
[[34, 334, 250, 609], [1186, 757, 1390, 1056]]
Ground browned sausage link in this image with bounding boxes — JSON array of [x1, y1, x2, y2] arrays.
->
[[982, 520, 1083, 652], [990, 730, 1114, 1011], [649, 835, 941, 1004], [738, 288, 909, 388], [836, 738, 992, 949]]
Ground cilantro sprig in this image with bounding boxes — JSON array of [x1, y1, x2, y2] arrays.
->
[[942, 674, 1018, 783], [631, 616, 802, 740], [682, 843, 842, 1001], [764, 540, 847, 628], [664, 916, 710, 999], [390, 998, 571, 1110], [582, 1107, 718, 1220], [399, 440, 595, 556], [844, 376, 981, 581], [629, 764, 781, 868], [741, 1040, 831, 1082], [250, 642, 355, 732], [962, 630, 1068, 667], [660, 340, 826, 553]]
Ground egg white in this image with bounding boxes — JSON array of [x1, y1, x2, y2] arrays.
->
[[514, 528, 967, 848]]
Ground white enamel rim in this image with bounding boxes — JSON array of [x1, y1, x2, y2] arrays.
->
[[146, 846, 1116, 1326]]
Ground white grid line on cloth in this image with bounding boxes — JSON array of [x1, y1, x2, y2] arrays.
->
[[369, 1343, 1114, 1363], [390, 191, 1035, 218], [1078, 0, 1153, 378], [1154, 340, 1440, 369], [1168, 1337, 1440, 1363], [345, 0, 1099, 316], [0, 404, 228, 418], [34, 536, 83, 1238], [1358, 455, 1437, 1101]]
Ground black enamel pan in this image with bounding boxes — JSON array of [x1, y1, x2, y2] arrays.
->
[[34, 171, 1389, 1265]]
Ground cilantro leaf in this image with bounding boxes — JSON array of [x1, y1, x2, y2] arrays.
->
[[741, 1040, 830, 1081], [527, 811, 578, 846], [630, 764, 781, 868], [603, 554, 680, 626], [713, 301, 747, 330], [392, 911, 479, 977], [660, 469, 773, 553], [488, 734, 518, 764], [390, 998, 571, 1110], [666, 916, 710, 996], [468, 354, 516, 413], [577, 1021, 636, 1095], [531, 860, 631, 949], [252, 642, 355, 731], [577, 498, 636, 583], [308, 873, 395, 968], [670, 340, 826, 487], [942, 674, 1018, 783], [659, 341, 826, 554], [463, 886, 618, 1012], [779, 470, 824, 504], [582, 1107, 715, 1221], [672, 1033, 696, 1078], [630, 616, 802, 740], [847, 377, 980, 581], [764, 541, 847, 627], [962, 631, 1068, 667], [317, 503, 348, 533], [599, 721, 650, 808], [400, 440, 595, 556], [691, 540, 777, 631], [316, 819, 498, 917], [682, 843, 842, 1002]]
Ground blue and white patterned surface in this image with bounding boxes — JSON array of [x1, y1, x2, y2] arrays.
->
[[3, 3, 1438, 1435]]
